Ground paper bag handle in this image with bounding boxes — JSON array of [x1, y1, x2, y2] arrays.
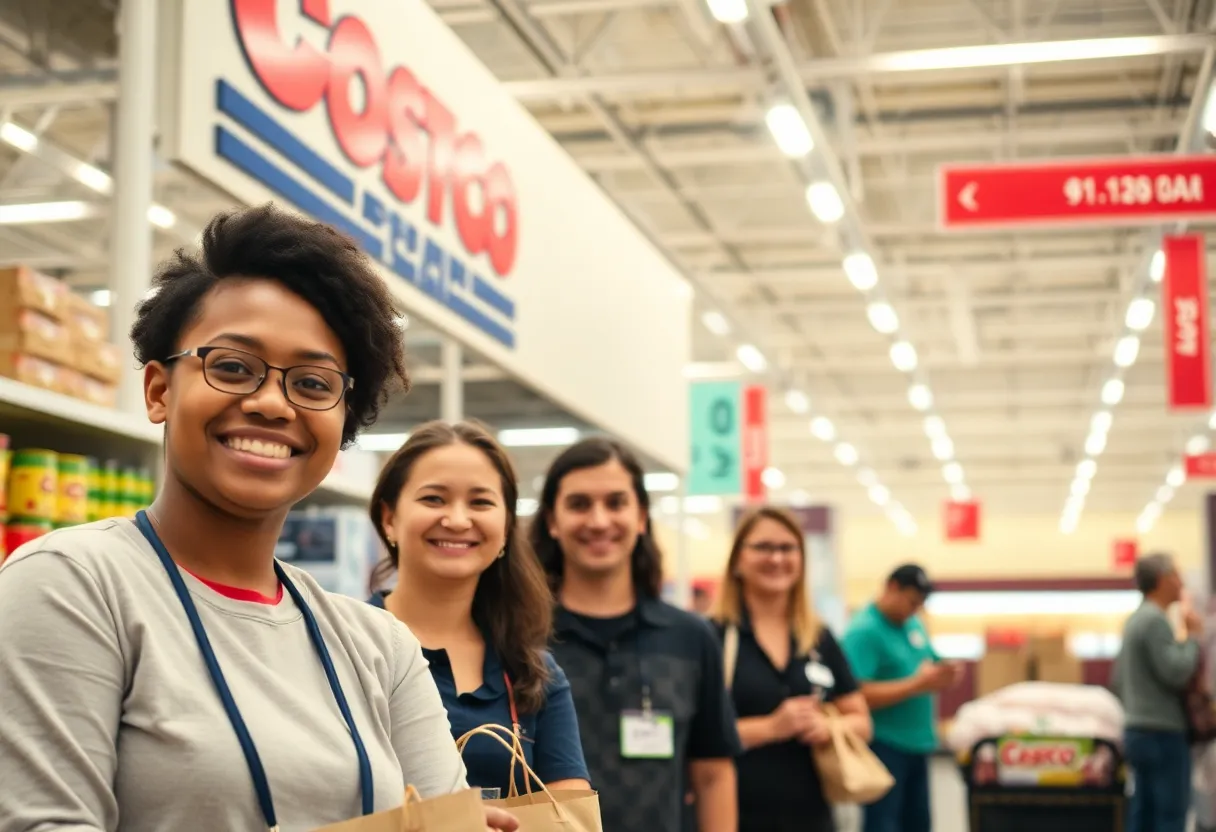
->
[[455, 720, 531, 798], [454, 725, 572, 822]]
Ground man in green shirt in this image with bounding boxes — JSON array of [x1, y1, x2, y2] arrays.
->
[[1113, 552, 1201, 832], [842, 565, 959, 832]]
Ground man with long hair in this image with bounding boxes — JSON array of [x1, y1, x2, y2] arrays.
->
[[531, 437, 741, 832]]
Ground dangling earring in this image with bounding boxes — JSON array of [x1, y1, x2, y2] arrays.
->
[[498, 546, 507, 559]]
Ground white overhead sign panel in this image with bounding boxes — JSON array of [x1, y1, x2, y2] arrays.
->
[[158, 0, 691, 470]]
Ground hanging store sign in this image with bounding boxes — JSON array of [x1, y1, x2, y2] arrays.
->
[[157, 0, 691, 471], [1163, 233, 1211, 410], [938, 155, 1216, 230], [688, 382, 767, 498], [741, 385, 768, 502], [944, 500, 980, 541], [1186, 453, 1216, 479]]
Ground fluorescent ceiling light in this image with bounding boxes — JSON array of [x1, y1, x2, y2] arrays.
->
[[1101, 378, 1125, 406], [805, 181, 844, 223], [868, 484, 890, 505], [1113, 335, 1140, 368], [1071, 477, 1091, 498], [866, 301, 899, 334], [1166, 464, 1186, 488], [147, 204, 177, 229], [1210, 411, 1216, 431], [1156, 485, 1175, 504], [843, 252, 878, 291], [0, 200, 91, 224], [1187, 434, 1211, 455], [856, 468, 878, 487], [1059, 512, 1079, 534], [1137, 502, 1162, 534], [907, 384, 933, 411], [943, 462, 964, 484], [1085, 431, 1108, 457], [1125, 298, 1155, 331], [931, 436, 955, 461], [72, 162, 112, 194], [889, 340, 918, 372], [1149, 249, 1165, 283], [356, 432, 411, 452], [878, 36, 1197, 74], [498, 427, 581, 447], [516, 498, 539, 517], [0, 121, 38, 152], [705, 0, 747, 24], [701, 310, 731, 336], [950, 483, 972, 502], [1091, 411, 1113, 436], [784, 389, 810, 414], [761, 466, 786, 489], [923, 415, 946, 439], [764, 103, 813, 157], [834, 442, 859, 466], [925, 589, 1141, 618], [89, 289, 112, 308], [736, 343, 767, 372], [1076, 459, 1097, 480], [644, 472, 680, 492], [788, 488, 811, 506], [810, 416, 836, 442]]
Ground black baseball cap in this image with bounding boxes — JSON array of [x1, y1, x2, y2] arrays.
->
[[888, 564, 934, 595]]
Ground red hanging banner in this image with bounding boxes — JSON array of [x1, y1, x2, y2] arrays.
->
[[741, 385, 768, 502], [1163, 234, 1212, 410], [944, 500, 981, 541], [1187, 453, 1216, 479], [1112, 539, 1138, 571]]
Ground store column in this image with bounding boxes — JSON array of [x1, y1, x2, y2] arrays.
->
[[440, 338, 463, 423], [108, 0, 158, 416]]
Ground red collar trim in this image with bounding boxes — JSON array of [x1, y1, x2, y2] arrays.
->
[[181, 566, 284, 605]]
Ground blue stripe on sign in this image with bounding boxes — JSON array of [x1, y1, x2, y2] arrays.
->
[[447, 293, 515, 348], [472, 274, 516, 321], [215, 79, 355, 205], [215, 126, 384, 260]]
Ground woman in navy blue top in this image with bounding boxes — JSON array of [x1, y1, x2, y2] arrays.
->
[[367, 420, 590, 796]]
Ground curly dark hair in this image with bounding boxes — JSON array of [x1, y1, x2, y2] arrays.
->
[[129, 203, 409, 448], [530, 437, 664, 598], [369, 420, 554, 713]]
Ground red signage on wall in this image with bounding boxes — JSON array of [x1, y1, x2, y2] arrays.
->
[[1112, 539, 1138, 571], [945, 500, 980, 541], [938, 155, 1216, 230], [741, 385, 767, 502], [1186, 453, 1216, 478], [1163, 234, 1212, 410]]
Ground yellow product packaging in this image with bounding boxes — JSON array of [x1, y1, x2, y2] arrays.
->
[[8, 449, 57, 522]]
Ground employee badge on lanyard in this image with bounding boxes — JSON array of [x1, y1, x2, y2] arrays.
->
[[804, 649, 835, 697]]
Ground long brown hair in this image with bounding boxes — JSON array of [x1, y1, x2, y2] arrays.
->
[[368, 420, 553, 713], [711, 506, 822, 654]]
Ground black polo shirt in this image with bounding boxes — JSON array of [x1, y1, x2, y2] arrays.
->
[[551, 598, 741, 832], [713, 615, 858, 827]]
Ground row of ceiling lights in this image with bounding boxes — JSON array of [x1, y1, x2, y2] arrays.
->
[[1135, 421, 1215, 534], [697, 103, 966, 535], [1059, 248, 1164, 534]]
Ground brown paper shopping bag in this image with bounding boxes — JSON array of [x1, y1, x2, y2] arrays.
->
[[311, 784, 488, 832], [456, 724, 603, 832], [812, 705, 895, 805]]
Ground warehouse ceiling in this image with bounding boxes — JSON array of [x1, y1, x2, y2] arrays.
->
[[1, 0, 1215, 537]]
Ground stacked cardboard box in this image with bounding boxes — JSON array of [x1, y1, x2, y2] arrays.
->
[[975, 628, 1084, 697], [0, 266, 119, 407]]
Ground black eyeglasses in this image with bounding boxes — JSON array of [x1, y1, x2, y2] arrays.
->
[[165, 346, 354, 412], [745, 541, 800, 557]]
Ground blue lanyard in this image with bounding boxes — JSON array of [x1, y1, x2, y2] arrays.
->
[[135, 510, 374, 830]]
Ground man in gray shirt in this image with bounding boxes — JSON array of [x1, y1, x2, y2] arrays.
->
[[1114, 552, 1202, 832]]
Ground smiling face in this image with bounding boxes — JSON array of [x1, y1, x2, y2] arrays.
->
[[143, 279, 348, 518], [735, 516, 804, 598], [548, 459, 647, 580], [382, 442, 508, 584]]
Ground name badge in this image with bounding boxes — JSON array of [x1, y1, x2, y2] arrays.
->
[[909, 630, 926, 649], [805, 661, 835, 689], [620, 710, 675, 759]]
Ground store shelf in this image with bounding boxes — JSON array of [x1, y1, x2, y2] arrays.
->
[[0, 377, 372, 505]]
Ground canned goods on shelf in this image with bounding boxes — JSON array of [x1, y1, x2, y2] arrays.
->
[[56, 454, 90, 526], [0, 433, 10, 521], [8, 449, 58, 523], [86, 457, 103, 522], [5, 519, 52, 555]]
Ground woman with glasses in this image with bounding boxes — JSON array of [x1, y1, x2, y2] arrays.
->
[[711, 507, 872, 832], [0, 205, 518, 832], [367, 421, 590, 797]]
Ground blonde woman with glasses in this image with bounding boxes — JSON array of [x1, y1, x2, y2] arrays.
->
[[711, 507, 872, 832]]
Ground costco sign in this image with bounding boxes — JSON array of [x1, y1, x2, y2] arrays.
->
[[159, 0, 694, 472]]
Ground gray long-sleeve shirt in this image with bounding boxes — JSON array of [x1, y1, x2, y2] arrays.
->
[[1115, 600, 1200, 733], [0, 518, 468, 832]]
